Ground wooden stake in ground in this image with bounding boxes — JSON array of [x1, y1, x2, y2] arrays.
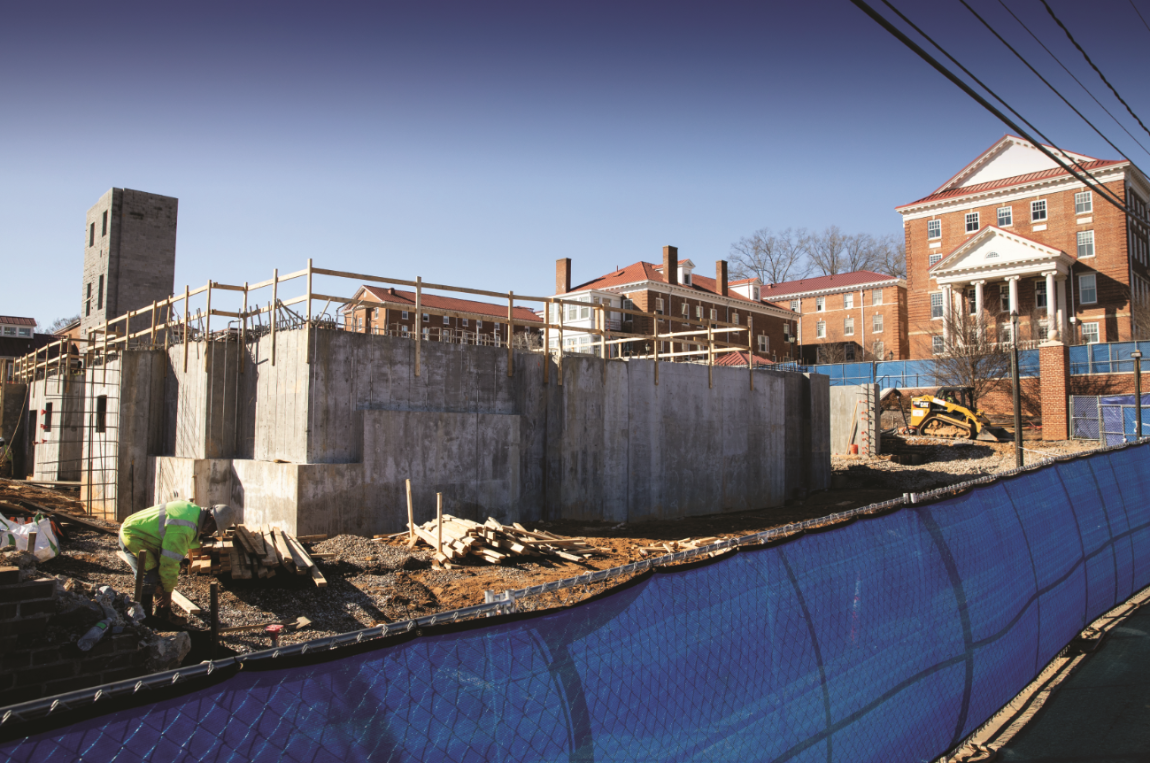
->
[[406, 478, 415, 542], [134, 550, 147, 603], [210, 581, 219, 661], [436, 492, 443, 557]]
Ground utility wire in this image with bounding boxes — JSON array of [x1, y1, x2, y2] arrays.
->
[[877, 0, 1129, 215], [962, 0, 1144, 170], [997, 0, 1150, 159], [1130, 0, 1150, 35], [1042, 0, 1150, 142], [848, 0, 1147, 229]]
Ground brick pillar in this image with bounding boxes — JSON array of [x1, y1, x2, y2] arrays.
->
[[663, 246, 678, 286], [555, 258, 571, 294], [715, 260, 729, 296], [1039, 343, 1070, 441]]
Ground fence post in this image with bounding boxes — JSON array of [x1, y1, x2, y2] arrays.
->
[[271, 270, 279, 367], [183, 285, 191, 372], [543, 299, 551, 385], [507, 291, 514, 377], [204, 282, 213, 372], [415, 276, 422, 378]]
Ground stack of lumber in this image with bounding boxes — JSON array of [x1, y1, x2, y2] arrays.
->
[[190, 525, 329, 588], [408, 516, 604, 566], [635, 537, 723, 556]]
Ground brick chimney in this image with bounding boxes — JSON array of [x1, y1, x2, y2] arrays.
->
[[556, 258, 571, 294], [663, 246, 678, 286], [716, 260, 728, 296]]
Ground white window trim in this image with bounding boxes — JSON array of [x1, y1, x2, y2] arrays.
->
[[965, 211, 980, 233], [422, 313, 429, 322], [871, 289, 883, 306], [928, 219, 941, 239], [1077, 229, 1095, 258], [843, 293, 854, 309], [930, 292, 944, 319], [873, 314, 883, 333], [997, 206, 1013, 227], [929, 253, 942, 267], [1075, 191, 1093, 215], [401, 310, 409, 320], [815, 320, 826, 339], [1079, 273, 1098, 304], [1081, 321, 1100, 344], [1031, 199, 1047, 222], [816, 297, 825, 312], [844, 316, 855, 336], [932, 335, 944, 355]]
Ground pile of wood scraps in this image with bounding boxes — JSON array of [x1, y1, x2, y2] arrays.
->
[[190, 525, 329, 588], [635, 537, 726, 557], [406, 516, 605, 567]]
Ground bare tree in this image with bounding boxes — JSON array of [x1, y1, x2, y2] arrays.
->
[[815, 341, 876, 364], [44, 315, 80, 334], [1130, 295, 1150, 341], [729, 228, 809, 285], [871, 235, 906, 279], [927, 308, 1020, 410], [806, 226, 851, 276]]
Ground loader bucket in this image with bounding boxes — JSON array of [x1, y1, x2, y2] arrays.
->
[[977, 426, 1011, 442]]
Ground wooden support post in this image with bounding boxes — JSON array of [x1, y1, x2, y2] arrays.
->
[[748, 316, 754, 391], [163, 295, 172, 353], [653, 322, 660, 386], [134, 550, 147, 605], [209, 581, 219, 660], [406, 478, 415, 541], [708, 323, 714, 389], [557, 299, 564, 386], [56, 339, 64, 393], [149, 300, 157, 346], [544, 299, 551, 385], [240, 283, 248, 374], [304, 258, 313, 365], [506, 291, 514, 377], [597, 306, 605, 359], [414, 276, 422, 377], [271, 269, 279, 367], [204, 282, 213, 372], [436, 492, 444, 557], [101, 321, 108, 385], [183, 285, 191, 372]]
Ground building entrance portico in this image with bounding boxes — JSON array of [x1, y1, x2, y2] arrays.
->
[[930, 226, 1074, 345]]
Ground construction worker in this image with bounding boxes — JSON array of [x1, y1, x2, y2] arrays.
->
[[119, 501, 236, 617]]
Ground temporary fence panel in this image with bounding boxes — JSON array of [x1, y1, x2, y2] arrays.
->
[[1069, 395, 1102, 441], [808, 354, 1039, 389], [1098, 394, 1150, 446], [1068, 340, 1150, 376], [3, 444, 1150, 763]]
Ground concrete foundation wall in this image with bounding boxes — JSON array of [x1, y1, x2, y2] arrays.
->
[[829, 384, 880, 455]]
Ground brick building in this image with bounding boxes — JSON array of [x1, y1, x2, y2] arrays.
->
[[0, 317, 53, 382], [344, 285, 542, 345], [554, 246, 798, 362], [897, 135, 1150, 358], [80, 189, 178, 339], [761, 272, 909, 363]]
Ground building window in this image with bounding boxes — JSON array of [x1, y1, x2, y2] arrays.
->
[[401, 310, 409, 320], [816, 320, 826, 338], [655, 298, 664, 315], [2, 327, 14, 336], [932, 335, 944, 355], [1031, 199, 1047, 221], [710, 308, 717, 320], [732, 312, 739, 325], [422, 327, 429, 341], [44, 403, 53, 433], [101, 210, 108, 236], [1035, 280, 1047, 310], [696, 306, 704, 320], [873, 340, 884, 359], [1081, 322, 1100, 344], [816, 297, 825, 312], [790, 300, 799, 312], [930, 292, 943, 319], [459, 318, 468, 328], [1079, 273, 1097, 304], [85, 283, 92, 317], [97, 275, 104, 310], [997, 206, 1012, 226], [929, 253, 942, 267], [95, 396, 107, 433], [18, 328, 31, 337], [1037, 320, 1049, 342], [476, 321, 483, 330], [1000, 323, 1013, 344], [580, 304, 590, 320], [871, 289, 883, 305], [844, 316, 854, 336], [1077, 230, 1095, 258], [402, 325, 409, 337], [928, 219, 941, 239], [965, 212, 979, 233], [89, 223, 94, 247], [843, 293, 854, 309], [758, 335, 768, 352], [422, 313, 430, 322], [1075, 191, 1093, 215], [442, 315, 450, 325], [999, 285, 1010, 313], [753, 287, 760, 301], [873, 314, 883, 333], [681, 302, 689, 317]]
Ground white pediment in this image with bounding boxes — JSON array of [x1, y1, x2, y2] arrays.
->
[[932, 227, 1072, 284], [939, 136, 1098, 193]]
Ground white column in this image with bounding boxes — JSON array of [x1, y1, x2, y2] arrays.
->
[[942, 283, 952, 343], [1007, 276, 1019, 315], [1057, 277, 1068, 341], [1044, 271, 1057, 338], [974, 280, 984, 316]]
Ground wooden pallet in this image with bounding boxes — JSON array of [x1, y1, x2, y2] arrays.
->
[[191, 525, 328, 588]]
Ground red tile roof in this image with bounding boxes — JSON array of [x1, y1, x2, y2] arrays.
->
[[0, 316, 36, 327], [358, 286, 542, 323], [570, 261, 781, 308], [897, 158, 1125, 210], [760, 271, 899, 299], [713, 350, 773, 367]]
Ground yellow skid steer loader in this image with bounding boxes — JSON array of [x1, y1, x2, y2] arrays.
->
[[908, 387, 1010, 441]]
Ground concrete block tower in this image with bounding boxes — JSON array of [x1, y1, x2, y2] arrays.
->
[[80, 188, 178, 338]]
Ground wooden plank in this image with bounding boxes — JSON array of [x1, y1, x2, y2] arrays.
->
[[228, 543, 248, 579], [294, 534, 328, 543], [171, 590, 202, 615], [309, 565, 327, 588], [240, 526, 267, 557], [283, 535, 310, 574], [259, 528, 279, 567], [272, 529, 296, 573], [233, 526, 259, 555]]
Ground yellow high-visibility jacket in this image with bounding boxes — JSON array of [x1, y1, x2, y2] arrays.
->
[[119, 501, 203, 593]]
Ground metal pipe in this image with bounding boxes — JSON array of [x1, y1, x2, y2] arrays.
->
[[1134, 350, 1143, 441], [1011, 310, 1023, 468]]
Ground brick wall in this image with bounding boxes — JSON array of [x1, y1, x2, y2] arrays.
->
[[904, 177, 1136, 358], [776, 283, 909, 361], [0, 566, 151, 707], [1039, 345, 1071, 440]]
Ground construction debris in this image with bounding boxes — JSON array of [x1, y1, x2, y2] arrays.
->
[[188, 525, 329, 588], [406, 516, 605, 567], [635, 537, 725, 556]]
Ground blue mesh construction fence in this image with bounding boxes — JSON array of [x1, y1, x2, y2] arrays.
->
[[3, 444, 1150, 762]]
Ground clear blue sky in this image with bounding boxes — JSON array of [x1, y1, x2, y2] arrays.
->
[[3, 0, 1150, 327]]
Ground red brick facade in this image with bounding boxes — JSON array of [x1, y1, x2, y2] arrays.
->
[[898, 136, 1150, 359], [344, 286, 542, 345], [1039, 344, 1070, 441]]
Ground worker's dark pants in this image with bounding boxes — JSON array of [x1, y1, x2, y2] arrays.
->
[[119, 537, 162, 614]]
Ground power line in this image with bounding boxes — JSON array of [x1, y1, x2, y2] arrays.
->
[[876, 0, 1130, 215], [1042, 0, 1150, 142], [997, 0, 1150, 159], [961, 0, 1147, 169], [848, 0, 1147, 229], [1130, 0, 1150, 36]]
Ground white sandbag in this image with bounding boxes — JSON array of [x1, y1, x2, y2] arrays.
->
[[0, 512, 59, 561]]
